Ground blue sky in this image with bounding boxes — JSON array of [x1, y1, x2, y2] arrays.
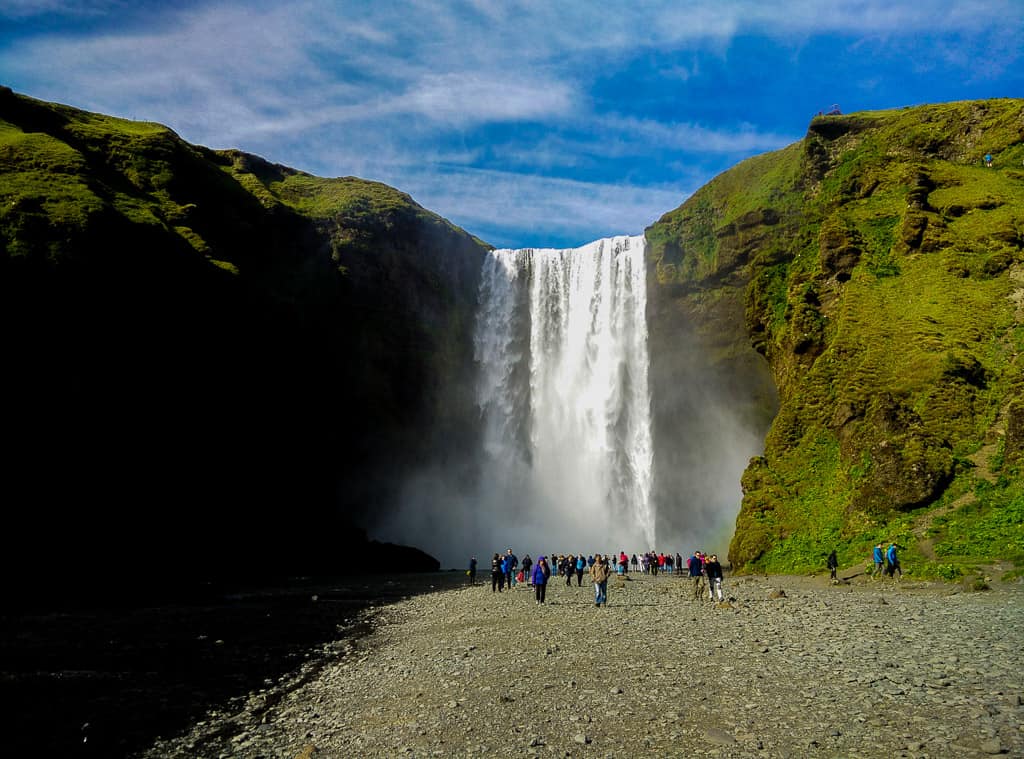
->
[[2, 1, 1022, 248]]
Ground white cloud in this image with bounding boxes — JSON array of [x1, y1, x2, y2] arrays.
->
[[2, 0, 1019, 245]]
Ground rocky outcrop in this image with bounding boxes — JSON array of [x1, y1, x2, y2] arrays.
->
[[647, 98, 1024, 573]]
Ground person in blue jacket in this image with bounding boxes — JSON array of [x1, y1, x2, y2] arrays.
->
[[575, 554, 587, 586], [532, 556, 551, 604], [886, 542, 903, 580], [687, 551, 705, 600], [872, 544, 885, 578]]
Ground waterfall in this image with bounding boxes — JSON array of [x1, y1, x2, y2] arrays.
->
[[474, 235, 655, 552]]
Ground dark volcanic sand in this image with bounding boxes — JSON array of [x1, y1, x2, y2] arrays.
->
[[0, 572, 467, 758]]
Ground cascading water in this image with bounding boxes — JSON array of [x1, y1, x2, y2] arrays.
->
[[474, 235, 655, 553]]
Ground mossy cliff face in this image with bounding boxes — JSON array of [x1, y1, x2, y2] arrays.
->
[[0, 89, 487, 587], [647, 99, 1024, 577]]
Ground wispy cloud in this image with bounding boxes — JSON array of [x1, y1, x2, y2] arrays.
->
[[398, 167, 692, 248], [1, 0, 1021, 246]]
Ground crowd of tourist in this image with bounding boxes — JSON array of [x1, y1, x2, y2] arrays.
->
[[466, 547, 727, 606]]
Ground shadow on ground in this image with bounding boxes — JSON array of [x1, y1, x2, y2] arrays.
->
[[0, 572, 467, 758]]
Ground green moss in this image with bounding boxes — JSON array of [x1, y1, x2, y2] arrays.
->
[[647, 97, 1024, 572], [932, 477, 1024, 561]]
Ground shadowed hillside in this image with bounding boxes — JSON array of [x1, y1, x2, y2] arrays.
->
[[647, 99, 1024, 580], [0, 88, 488, 597]]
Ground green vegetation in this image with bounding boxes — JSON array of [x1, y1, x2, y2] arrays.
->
[[647, 98, 1024, 577]]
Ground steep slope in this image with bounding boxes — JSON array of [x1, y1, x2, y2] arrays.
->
[[0, 88, 488, 593], [647, 98, 1024, 578]]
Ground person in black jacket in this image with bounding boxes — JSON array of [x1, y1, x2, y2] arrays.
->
[[491, 553, 503, 593], [827, 550, 839, 582], [704, 554, 724, 602]]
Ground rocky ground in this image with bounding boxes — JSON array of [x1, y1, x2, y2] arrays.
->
[[139, 569, 1023, 759]]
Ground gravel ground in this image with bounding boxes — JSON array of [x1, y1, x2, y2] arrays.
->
[[140, 571, 1024, 758]]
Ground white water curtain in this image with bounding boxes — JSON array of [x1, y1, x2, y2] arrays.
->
[[474, 235, 655, 554]]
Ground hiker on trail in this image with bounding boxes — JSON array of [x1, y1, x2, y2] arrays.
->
[[687, 551, 705, 600], [590, 554, 611, 607], [575, 554, 587, 587], [704, 554, 724, 602], [491, 553, 503, 592], [631, 554, 638, 572], [468, 556, 477, 585], [521, 554, 533, 586], [886, 542, 903, 579], [675, 553, 683, 574], [985, 153, 993, 167], [827, 550, 839, 582], [532, 555, 551, 603], [872, 544, 885, 577]]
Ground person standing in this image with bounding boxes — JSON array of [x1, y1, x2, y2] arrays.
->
[[687, 551, 705, 600], [704, 554, 724, 602], [532, 555, 551, 604], [575, 554, 586, 587], [521, 554, 533, 586], [505, 548, 518, 588], [827, 550, 838, 582], [468, 556, 477, 585], [491, 553, 503, 593], [590, 554, 611, 607]]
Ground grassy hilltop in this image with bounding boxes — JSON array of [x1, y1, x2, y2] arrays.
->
[[647, 99, 1024, 580]]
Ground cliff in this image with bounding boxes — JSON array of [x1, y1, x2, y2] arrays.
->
[[0, 88, 486, 590], [646, 98, 1024, 579], [5, 87, 1023, 590]]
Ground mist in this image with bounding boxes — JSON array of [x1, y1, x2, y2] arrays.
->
[[374, 233, 777, 568]]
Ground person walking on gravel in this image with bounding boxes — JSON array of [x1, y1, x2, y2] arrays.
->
[[575, 554, 586, 587], [590, 554, 611, 607], [704, 554, 724, 602], [521, 554, 532, 586], [532, 555, 551, 603], [827, 550, 838, 582], [872, 543, 884, 578], [886, 542, 903, 580], [687, 551, 705, 600]]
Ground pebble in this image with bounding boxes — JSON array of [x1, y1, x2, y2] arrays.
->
[[137, 573, 1024, 759]]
